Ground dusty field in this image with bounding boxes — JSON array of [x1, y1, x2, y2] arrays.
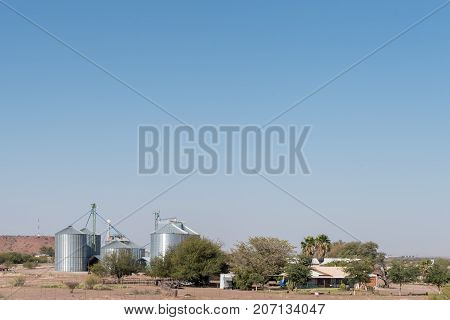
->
[[0, 264, 436, 300]]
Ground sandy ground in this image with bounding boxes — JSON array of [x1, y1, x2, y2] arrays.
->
[[0, 264, 437, 300]]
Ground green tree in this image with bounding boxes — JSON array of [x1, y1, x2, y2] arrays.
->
[[344, 260, 373, 292], [300, 236, 316, 257], [419, 259, 433, 279], [231, 237, 294, 289], [147, 255, 173, 278], [300, 235, 331, 263], [314, 234, 331, 263], [89, 263, 108, 278], [102, 251, 139, 281], [285, 255, 312, 289], [425, 260, 449, 294], [328, 241, 379, 262], [388, 261, 420, 296], [168, 237, 227, 285], [233, 270, 265, 290]]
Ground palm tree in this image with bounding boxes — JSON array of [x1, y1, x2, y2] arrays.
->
[[301, 236, 316, 257], [314, 234, 331, 263]]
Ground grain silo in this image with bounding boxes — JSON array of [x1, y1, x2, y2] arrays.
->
[[55, 226, 89, 272], [80, 228, 101, 256], [100, 240, 132, 259], [127, 241, 146, 260], [100, 239, 145, 260], [150, 219, 198, 260]]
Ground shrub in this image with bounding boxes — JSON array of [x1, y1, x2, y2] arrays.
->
[[40, 283, 65, 289], [93, 284, 112, 291], [11, 276, 25, 287], [89, 263, 108, 278], [0, 252, 34, 264], [23, 261, 39, 269], [65, 281, 79, 294], [339, 282, 347, 291], [84, 275, 101, 290]]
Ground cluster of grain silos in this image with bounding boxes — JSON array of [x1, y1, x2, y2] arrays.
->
[[55, 206, 197, 272], [150, 218, 198, 260], [55, 204, 146, 272]]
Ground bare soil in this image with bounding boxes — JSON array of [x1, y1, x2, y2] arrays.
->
[[0, 264, 436, 300]]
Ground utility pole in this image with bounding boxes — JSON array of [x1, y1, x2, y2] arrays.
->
[[154, 210, 160, 231], [90, 203, 97, 251]]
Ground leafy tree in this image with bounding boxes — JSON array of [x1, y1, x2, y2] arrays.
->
[[285, 255, 312, 289], [388, 261, 420, 295], [328, 241, 379, 262], [233, 270, 265, 290], [425, 260, 449, 294], [344, 260, 373, 291], [102, 251, 139, 281], [169, 237, 227, 285], [230, 237, 294, 288], [147, 255, 173, 278], [419, 259, 433, 279]]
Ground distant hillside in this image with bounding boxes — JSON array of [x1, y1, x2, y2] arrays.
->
[[0, 236, 54, 255]]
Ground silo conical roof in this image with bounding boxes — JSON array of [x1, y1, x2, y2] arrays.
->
[[55, 226, 84, 235], [80, 228, 93, 234], [101, 240, 130, 250], [154, 220, 198, 235]]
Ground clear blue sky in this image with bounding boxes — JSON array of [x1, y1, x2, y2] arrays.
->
[[1, 0, 449, 257]]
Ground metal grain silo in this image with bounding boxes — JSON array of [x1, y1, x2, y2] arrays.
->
[[150, 219, 198, 260], [100, 240, 132, 259], [55, 226, 89, 272], [80, 228, 101, 256], [127, 241, 146, 260]]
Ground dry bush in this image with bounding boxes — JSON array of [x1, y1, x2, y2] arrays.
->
[[64, 281, 80, 294], [10, 276, 25, 287], [84, 275, 101, 290]]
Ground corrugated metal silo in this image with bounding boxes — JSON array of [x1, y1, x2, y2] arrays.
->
[[80, 228, 101, 256], [100, 240, 132, 259], [150, 220, 198, 260], [55, 226, 89, 272], [127, 241, 146, 260]]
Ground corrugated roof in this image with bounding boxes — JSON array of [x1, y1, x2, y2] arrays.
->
[[126, 241, 144, 249], [101, 240, 130, 250], [80, 228, 93, 234], [311, 266, 348, 278], [55, 226, 84, 235], [154, 220, 198, 235]]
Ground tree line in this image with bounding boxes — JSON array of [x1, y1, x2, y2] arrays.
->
[[87, 235, 449, 295]]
